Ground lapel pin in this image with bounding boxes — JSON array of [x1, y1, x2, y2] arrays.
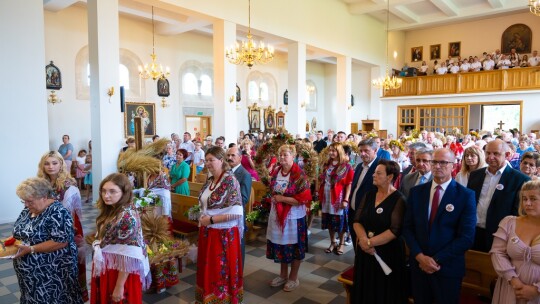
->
[[376, 207, 383, 214], [445, 204, 454, 212], [496, 184, 504, 190]]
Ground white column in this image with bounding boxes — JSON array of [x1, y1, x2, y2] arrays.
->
[[287, 42, 307, 136], [87, 0, 122, 194], [0, 0, 48, 223], [213, 20, 238, 145], [336, 56, 352, 133]]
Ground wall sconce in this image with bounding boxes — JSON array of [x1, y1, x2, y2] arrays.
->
[[107, 86, 114, 102], [48, 90, 62, 105], [348, 94, 355, 109], [229, 95, 235, 103], [161, 97, 169, 108]]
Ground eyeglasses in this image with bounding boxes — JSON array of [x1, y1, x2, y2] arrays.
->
[[429, 160, 453, 166], [100, 189, 121, 196]]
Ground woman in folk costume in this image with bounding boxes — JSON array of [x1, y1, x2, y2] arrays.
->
[[91, 173, 150, 304], [196, 147, 244, 303], [37, 150, 88, 301], [319, 143, 354, 255], [266, 144, 312, 292]]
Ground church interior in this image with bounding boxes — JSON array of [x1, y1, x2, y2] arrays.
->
[[1, 0, 540, 303]]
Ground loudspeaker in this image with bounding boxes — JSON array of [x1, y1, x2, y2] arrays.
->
[[120, 86, 125, 112]]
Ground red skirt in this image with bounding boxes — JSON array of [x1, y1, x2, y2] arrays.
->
[[90, 267, 143, 304], [196, 226, 243, 304], [73, 213, 89, 302]]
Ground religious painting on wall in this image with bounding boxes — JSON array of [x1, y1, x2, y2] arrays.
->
[[124, 102, 156, 137], [264, 106, 276, 133], [276, 110, 285, 130], [236, 84, 241, 102], [411, 46, 423, 62], [46, 61, 62, 90], [157, 78, 170, 97], [501, 24, 532, 54], [430, 44, 441, 60], [448, 42, 461, 57], [248, 103, 261, 133]]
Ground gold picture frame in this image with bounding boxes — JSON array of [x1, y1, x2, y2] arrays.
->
[[430, 44, 441, 60], [124, 102, 156, 138], [411, 46, 423, 62], [448, 41, 461, 57]]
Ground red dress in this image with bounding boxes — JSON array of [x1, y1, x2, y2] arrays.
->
[[91, 205, 151, 304]]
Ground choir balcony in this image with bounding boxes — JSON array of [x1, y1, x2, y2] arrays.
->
[[383, 67, 540, 97]]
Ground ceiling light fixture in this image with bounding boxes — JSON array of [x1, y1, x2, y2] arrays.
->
[[372, 0, 402, 91], [138, 6, 170, 80], [530, 0, 540, 16], [225, 0, 274, 68]]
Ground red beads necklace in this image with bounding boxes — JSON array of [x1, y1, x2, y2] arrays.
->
[[209, 171, 225, 191]]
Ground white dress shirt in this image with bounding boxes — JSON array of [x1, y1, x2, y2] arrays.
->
[[350, 158, 376, 210], [476, 164, 507, 228], [428, 179, 452, 220]]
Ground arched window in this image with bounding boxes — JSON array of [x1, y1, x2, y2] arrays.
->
[[182, 72, 198, 95], [76, 46, 145, 100], [305, 80, 317, 111], [246, 71, 277, 108], [200, 74, 212, 96]]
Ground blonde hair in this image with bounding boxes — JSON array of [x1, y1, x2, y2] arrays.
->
[[519, 180, 540, 216], [460, 145, 486, 174], [278, 144, 296, 156], [37, 151, 75, 190], [327, 142, 347, 165]]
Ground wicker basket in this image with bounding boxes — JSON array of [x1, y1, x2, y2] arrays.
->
[[0, 240, 22, 258]]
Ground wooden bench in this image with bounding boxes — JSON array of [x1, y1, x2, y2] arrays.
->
[[337, 249, 497, 304], [252, 181, 268, 204], [188, 181, 204, 198], [170, 193, 199, 243]]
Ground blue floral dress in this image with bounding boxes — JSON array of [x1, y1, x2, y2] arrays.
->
[[13, 201, 83, 304]]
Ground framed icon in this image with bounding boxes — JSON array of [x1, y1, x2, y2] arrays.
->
[[430, 44, 441, 60], [157, 77, 170, 97], [46, 61, 62, 90], [448, 41, 461, 57], [411, 46, 423, 62]]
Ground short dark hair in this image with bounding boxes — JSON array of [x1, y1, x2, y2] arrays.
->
[[177, 149, 188, 159], [358, 138, 377, 151], [521, 151, 540, 167], [377, 159, 400, 183]]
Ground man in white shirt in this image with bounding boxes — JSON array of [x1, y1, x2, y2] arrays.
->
[[436, 62, 448, 75], [449, 62, 460, 74], [482, 54, 495, 71], [192, 141, 205, 173], [418, 61, 429, 75], [179, 132, 195, 164], [460, 58, 470, 73], [470, 57, 482, 72], [528, 50, 539, 67], [492, 49, 502, 65], [496, 55, 511, 69]]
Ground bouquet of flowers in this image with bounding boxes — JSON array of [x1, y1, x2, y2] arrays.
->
[[310, 201, 321, 215], [246, 210, 261, 223], [134, 188, 163, 208], [185, 204, 201, 221]]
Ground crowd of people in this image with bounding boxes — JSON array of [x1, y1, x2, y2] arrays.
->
[[6, 126, 540, 303], [407, 48, 540, 76]]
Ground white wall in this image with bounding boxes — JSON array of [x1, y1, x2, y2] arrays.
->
[[1, 0, 49, 223]]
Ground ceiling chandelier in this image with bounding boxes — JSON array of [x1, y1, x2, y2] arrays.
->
[[372, 0, 402, 91], [530, 0, 540, 16], [139, 6, 170, 80], [225, 0, 274, 68]]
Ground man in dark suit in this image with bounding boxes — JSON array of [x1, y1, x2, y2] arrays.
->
[[226, 146, 252, 269], [373, 136, 391, 160], [403, 148, 477, 304], [400, 148, 433, 198], [348, 138, 380, 250], [313, 130, 327, 153], [467, 139, 530, 252]]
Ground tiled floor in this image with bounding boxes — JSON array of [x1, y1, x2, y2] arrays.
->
[[0, 201, 353, 303]]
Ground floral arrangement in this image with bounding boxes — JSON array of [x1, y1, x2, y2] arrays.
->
[[184, 204, 201, 221], [469, 131, 479, 139], [254, 132, 295, 185], [310, 201, 321, 215], [146, 238, 190, 265], [388, 140, 405, 151], [366, 131, 378, 138], [246, 210, 261, 223], [134, 189, 163, 208]]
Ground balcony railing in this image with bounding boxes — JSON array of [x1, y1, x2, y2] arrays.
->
[[383, 67, 540, 97]]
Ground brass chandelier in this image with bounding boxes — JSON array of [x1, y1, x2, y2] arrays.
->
[[139, 6, 170, 80], [530, 0, 540, 16], [225, 0, 274, 68], [372, 0, 402, 91]]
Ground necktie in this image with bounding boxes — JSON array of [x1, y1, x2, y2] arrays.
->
[[430, 185, 442, 227], [419, 175, 426, 185]]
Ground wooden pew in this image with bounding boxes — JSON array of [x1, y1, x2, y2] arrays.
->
[[462, 250, 497, 299], [188, 182, 204, 198], [170, 193, 199, 243], [252, 181, 268, 204], [195, 173, 207, 183], [337, 249, 497, 304]]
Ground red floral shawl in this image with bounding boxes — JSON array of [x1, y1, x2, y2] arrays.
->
[[318, 162, 354, 212], [269, 163, 312, 231]]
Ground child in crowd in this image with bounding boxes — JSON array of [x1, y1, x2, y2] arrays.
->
[[75, 149, 87, 189], [192, 141, 205, 174], [83, 153, 93, 203]]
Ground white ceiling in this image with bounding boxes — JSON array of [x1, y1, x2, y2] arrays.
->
[[339, 0, 529, 31], [43, 0, 531, 63]]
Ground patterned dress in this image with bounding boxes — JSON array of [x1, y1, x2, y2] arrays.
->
[[319, 162, 354, 233], [91, 205, 151, 304], [266, 163, 312, 263], [196, 173, 244, 304], [13, 201, 83, 304], [55, 182, 88, 302]]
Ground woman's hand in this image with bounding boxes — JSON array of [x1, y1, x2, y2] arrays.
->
[[13, 244, 32, 258], [111, 284, 124, 302], [341, 200, 348, 209], [358, 237, 374, 254], [510, 277, 524, 290], [273, 195, 284, 203], [199, 214, 212, 226], [514, 284, 539, 300]]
